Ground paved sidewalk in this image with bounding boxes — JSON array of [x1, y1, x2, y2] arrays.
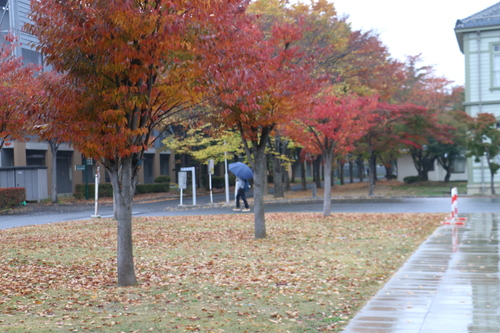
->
[[343, 213, 500, 333]]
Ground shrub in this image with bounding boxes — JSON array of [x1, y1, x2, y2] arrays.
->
[[135, 183, 170, 194], [154, 175, 171, 183], [211, 176, 235, 189], [403, 175, 423, 184], [75, 182, 170, 199], [74, 183, 114, 199], [0, 188, 26, 208]]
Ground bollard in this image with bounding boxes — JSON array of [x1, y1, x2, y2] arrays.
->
[[442, 187, 467, 225], [312, 183, 317, 197]]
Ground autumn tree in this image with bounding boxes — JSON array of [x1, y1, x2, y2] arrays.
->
[[206, 13, 314, 238], [287, 93, 377, 216], [432, 109, 467, 182], [0, 34, 38, 150], [399, 108, 449, 181], [25, 71, 69, 203], [251, 0, 398, 191], [393, 55, 463, 181], [165, 123, 243, 166], [465, 113, 500, 195], [27, 0, 247, 286]]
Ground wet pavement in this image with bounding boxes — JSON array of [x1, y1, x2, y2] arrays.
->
[[2, 195, 500, 230], [343, 212, 500, 333]]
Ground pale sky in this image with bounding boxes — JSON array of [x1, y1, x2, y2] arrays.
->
[[330, 0, 500, 87]]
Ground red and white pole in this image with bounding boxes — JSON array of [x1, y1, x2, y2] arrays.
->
[[443, 187, 466, 225]]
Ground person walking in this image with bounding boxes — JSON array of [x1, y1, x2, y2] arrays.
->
[[233, 176, 250, 212]]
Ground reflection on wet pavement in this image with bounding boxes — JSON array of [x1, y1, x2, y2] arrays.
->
[[343, 213, 500, 333]]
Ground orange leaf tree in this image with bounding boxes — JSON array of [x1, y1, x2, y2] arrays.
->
[[27, 0, 246, 286], [206, 14, 315, 238]]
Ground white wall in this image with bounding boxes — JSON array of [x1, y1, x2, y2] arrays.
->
[[397, 155, 468, 182]]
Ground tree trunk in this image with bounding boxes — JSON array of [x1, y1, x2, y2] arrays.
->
[[384, 163, 393, 180], [49, 141, 59, 203], [444, 168, 451, 182], [356, 156, 364, 182], [301, 160, 307, 191], [368, 151, 377, 196], [322, 151, 333, 217], [491, 170, 496, 195], [410, 148, 435, 181], [339, 160, 344, 185], [314, 156, 322, 189], [273, 136, 284, 198], [284, 165, 291, 192], [252, 141, 267, 239], [263, 155, 269, 195], [437, 156, 452, 183], [349, 159, 354, 184], [107, 156, 138, 286]]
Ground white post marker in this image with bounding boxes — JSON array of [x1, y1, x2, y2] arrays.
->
[[224, 149, 230, 203], [91, 166, 101, 218], [208, 159, 214, 204], [178, 171, 187, 206]]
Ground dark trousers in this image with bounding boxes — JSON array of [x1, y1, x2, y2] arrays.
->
[[236, 188, 249, 209]]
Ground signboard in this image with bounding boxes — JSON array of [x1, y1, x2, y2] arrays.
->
[[178, 167, 196, 205], [178, 171, 187, 190], [208, 159, 214, 175], [75, 165, 86, 171]]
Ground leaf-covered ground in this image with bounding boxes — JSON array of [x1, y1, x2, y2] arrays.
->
[[0, 212, 444, 332]]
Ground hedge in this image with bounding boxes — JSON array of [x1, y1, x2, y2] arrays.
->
[[211, 176, 235, 189], [403, 175, 423, 184], [75, 182, 169, 199], [135, 183, 170, 194], [74, 183, 113, 199], [0, 188, 26, 208], [154, 175, 171, 183]]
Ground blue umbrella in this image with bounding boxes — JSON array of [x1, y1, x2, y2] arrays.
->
[[228, 162, 253, 180]]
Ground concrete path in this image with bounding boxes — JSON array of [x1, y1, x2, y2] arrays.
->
[[343, 212, 500, 333]]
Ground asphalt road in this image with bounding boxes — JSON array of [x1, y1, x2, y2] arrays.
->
[[1, 190, 499, 230]]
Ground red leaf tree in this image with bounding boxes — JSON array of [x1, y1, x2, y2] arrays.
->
[[287, 93, 378, 216], [27, 0, 247, 286], [27, 71, 69, 203], [464, 112, 500, 194], [0, 34, 39, 150]]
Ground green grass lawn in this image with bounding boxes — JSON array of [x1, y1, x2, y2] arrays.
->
[[0, 212, 444, 332], [387, 181, 467, 196]]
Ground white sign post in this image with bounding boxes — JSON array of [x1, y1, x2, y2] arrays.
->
[[208, 159, 214, 204], [180, 167, 196, 205], [178, 171, 187, 206], [224, 150, 230, 203], [91, 166, 101, 218]]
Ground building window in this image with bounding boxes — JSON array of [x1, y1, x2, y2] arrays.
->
[[26, 150, 46, 166], [21, 48, 41, 66], [493, 44, 500, 87], [160, 154, 170, 176], [450, 157, 466, 173]]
